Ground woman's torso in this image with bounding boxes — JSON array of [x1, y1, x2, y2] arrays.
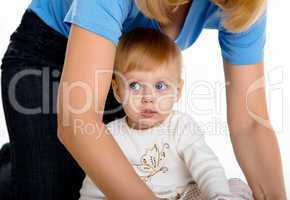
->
[[27, 0, 222, 51]]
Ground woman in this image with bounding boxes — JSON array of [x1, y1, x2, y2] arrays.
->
[[0, 0, 286, 199]]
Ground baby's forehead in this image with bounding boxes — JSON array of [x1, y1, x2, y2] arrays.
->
[[122, 69, 179, 82]]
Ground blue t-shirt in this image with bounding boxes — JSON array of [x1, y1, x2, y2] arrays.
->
[[28, 0, 266, 65]]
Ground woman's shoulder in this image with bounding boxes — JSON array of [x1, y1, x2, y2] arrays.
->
[[29, 0, 139, 43], [61, 0, 139, 45]]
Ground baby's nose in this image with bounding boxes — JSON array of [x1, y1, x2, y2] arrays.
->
[[141, 85, 155, 103], [142, 95, 154, 104]]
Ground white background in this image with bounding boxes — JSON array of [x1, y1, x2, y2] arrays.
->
[[0, 0, 289, 197]]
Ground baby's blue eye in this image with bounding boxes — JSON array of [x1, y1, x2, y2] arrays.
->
[[129, 82, 141, 91], [155, 81, 168, 91]]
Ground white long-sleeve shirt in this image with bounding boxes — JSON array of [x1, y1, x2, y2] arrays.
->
[[79, 110, 234, 200]]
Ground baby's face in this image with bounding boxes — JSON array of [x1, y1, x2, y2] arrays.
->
[[112, 64, 183, 129]]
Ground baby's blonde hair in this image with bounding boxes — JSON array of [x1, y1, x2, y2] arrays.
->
[[114, 27, 182, 81], [135, 0, 266, 32]]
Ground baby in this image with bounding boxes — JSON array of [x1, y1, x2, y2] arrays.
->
[[79, 28, 253, 200]]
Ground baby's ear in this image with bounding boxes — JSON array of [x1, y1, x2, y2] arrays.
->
[[111, 79, 122, 103]]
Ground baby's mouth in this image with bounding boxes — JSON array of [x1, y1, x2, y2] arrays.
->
[[140, 109, 158, 118]]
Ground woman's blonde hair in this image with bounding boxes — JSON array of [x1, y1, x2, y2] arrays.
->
[[135, 0, 266, 32], [114, 27, 182, 81]]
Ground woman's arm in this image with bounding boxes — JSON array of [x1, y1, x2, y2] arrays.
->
[[57, 24, 157, 200], [223, 61, 287, 200]]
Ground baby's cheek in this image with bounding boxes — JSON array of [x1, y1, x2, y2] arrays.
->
[[156, 94, 176, 112], [126, 95, 142, 111]]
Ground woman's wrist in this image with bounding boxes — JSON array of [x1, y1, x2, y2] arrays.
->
[[229, 123, 287, 199]]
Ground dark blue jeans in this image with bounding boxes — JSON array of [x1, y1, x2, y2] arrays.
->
[[0, 9, 125, 200]]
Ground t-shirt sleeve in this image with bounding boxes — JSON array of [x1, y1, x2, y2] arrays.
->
[[218, 12, 267, 65], [175, 116, 233, 199], [64, 0, 130, 45]]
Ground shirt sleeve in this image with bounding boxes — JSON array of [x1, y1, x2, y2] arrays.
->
[[218, 11, 267, 65], [175, 116, 234, 199], [64, 0, 131, 46]]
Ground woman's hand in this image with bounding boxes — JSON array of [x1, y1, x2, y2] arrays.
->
[[57, 24, 157, 200], [223, 61, 287, 200]]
